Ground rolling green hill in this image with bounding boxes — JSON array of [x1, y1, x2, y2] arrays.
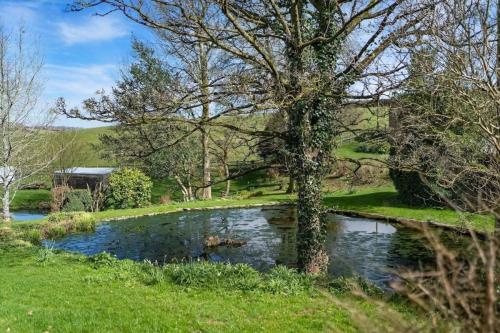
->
[[71, 126, 114, 167]]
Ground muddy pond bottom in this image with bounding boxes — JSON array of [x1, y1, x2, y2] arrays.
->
[[45, 206, 459, 288]]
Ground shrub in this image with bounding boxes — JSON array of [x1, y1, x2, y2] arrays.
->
[[62, 189, 93, 212], [51, 185, 71, 212], [354, 142, 389, 154], [159, 194, 171, 205], [107, 168, 152, 209]]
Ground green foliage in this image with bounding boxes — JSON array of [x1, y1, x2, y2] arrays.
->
[[160, 261, 312, 295], [23, 229, 42, 245], [62, 189, 93, 212], [262, 266, 313, 295], [88, 252, 119, 268], [36, 247, 55, 264], [107, 168, 152, 209], [354, 142, 389, 155]]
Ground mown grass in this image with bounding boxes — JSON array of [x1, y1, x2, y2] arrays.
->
[[0, 244, 424, 333], [10, 189, 51, 211], [335, 142, 388, 160], [325, 186, 494, 232]]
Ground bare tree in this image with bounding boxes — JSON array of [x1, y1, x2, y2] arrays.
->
[[47, 130, 92, 186], [389, 0, 500, 230], [0, 26, 55, 223]]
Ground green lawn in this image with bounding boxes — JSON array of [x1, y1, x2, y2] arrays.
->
[[0, 244, 423, 333], [325, 186, 494, 232], [335, 142, 387, 160], [10, 189, 51, 211]]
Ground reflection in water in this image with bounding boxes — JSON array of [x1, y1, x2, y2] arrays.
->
[[45, 206, 464, 288]]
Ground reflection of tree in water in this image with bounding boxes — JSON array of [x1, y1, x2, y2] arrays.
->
[[261, 206, 297, 267], [386, 225, 472, 271]]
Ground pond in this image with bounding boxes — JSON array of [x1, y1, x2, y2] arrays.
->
[[45, 206, 466, 288], [12, 211, 47, 222]]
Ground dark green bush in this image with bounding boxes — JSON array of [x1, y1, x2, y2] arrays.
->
[[389, 169, 442, 206], [107, 168, 152, 209], [62, 190, 93, 212]]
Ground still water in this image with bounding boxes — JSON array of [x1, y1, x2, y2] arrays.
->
[[12, 211, 47, 222], [45, 206, 461, 287]]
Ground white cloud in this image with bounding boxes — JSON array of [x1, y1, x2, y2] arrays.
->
[[43, 63, 119, 127], [58, 15, 128, 45], [0, 1, 38, 27]]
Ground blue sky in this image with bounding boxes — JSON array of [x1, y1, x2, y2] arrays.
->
[[0, 0, 152, 127]]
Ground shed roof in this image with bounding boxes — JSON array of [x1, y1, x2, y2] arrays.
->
[[54, 167, 116, 175]]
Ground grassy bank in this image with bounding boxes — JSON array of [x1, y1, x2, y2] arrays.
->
[[0, 244, 422, 332]]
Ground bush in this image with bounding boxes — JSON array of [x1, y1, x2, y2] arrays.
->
[[62, 189, 93, 212], [51, 185, 71, 212], [107, 168, 152, 209], [159, 194, 171, 205], [354, 142, 389, 154]]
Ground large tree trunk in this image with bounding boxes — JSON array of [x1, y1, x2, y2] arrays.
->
[[295, 169, 328, 274], [290, 107, 329, 273], [2, 185, 11, 223], [199, 41, 212, 200]]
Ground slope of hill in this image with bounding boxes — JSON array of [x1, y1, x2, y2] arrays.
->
[[72, 126, 115, 167]]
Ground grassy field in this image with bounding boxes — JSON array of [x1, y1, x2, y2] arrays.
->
[[0, 244, 423, 333], [71, 126, 115, 167], [11, 189, 51, 211]]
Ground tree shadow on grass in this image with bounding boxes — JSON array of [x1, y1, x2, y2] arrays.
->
[[323, 191, 405, 210]]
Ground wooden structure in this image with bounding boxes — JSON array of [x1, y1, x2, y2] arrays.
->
[[54, 167, 115, 190]]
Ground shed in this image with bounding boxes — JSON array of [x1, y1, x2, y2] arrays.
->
[[54, 167, 115, 190]]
